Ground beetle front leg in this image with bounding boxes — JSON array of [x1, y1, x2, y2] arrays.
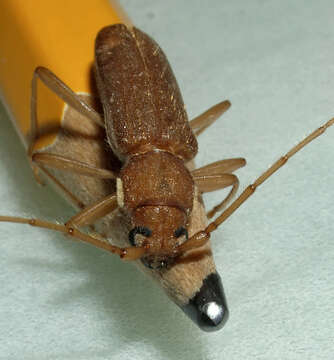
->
[[0, 215, 146, 261], [65, 194, 118, 228]]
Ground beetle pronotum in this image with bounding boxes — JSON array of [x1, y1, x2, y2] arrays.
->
[[0, 24, 333, 331]]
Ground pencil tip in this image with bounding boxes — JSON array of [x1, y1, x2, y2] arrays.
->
[[182, 272, 229, 332]]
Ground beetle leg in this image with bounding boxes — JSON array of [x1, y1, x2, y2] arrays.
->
[[65, 194, 118, 228], [0, 215, 145, 261], [204, 116, 334, 235], [28, 67, 104, 183], [192, 158, 246, 218], [194, 174, 239, 219], [32, 152, 116, 179], [24, 163, 115, 235], [29, 67, 103, 153], [182, 116, 334, 252], [37, 165, 87, 210], [189, 100, 230, 136], [192, 158, 246, 177]]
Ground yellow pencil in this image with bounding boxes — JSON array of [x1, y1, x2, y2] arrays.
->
[[0, 0, 129, 149], [0, 0, 228, 332]]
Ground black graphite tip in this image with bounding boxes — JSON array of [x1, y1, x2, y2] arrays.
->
[[181, 272, 229, 332]]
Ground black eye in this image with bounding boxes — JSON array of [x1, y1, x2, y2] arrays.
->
[[142, 258, 168, 270], [129, 226, 152, 246], [174, 227, 188, 240]]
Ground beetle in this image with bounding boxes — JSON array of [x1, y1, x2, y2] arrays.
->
[[0, 23, 333, 330], [2, 24, 246, 266]]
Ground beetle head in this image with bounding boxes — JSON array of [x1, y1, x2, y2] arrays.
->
[[129, 205, 189, 269]]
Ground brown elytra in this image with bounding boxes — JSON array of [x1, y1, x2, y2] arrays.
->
[[95, 26, 198, 162]]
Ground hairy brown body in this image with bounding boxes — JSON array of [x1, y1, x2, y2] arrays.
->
[[95, 24, 197, 265]]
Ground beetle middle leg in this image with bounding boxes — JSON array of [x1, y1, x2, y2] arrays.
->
[[192, 158, 246, 218], [195, 174, 239, 219]]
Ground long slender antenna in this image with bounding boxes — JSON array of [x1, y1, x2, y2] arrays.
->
[[0, 216, 145, 260], [206, 117, 334, 233]]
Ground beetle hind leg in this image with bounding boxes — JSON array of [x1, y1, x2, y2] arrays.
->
[[28, 66, 106, 184], [190, 100, 231, 136]]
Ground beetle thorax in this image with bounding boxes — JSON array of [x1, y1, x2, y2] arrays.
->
[[117, 150, 194, 257], [119, 150, 194, 212]]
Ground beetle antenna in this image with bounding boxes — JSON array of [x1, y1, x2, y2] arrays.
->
[[205, 117, 334, 234], [0, 215, 145, 260]]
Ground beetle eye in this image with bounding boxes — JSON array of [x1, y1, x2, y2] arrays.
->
[[174, 226, 188, 240], [129, 226, 152, 246]]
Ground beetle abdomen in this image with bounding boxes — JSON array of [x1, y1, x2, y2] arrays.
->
[[95, 24, 198, 162]]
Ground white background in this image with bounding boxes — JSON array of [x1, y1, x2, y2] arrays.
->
[[0, 1, 333, 359]]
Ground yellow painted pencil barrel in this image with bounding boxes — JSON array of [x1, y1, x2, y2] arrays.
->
[[0, 0, 128, 149]]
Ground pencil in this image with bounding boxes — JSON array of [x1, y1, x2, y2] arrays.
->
[[0, 0, 228, 331]]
